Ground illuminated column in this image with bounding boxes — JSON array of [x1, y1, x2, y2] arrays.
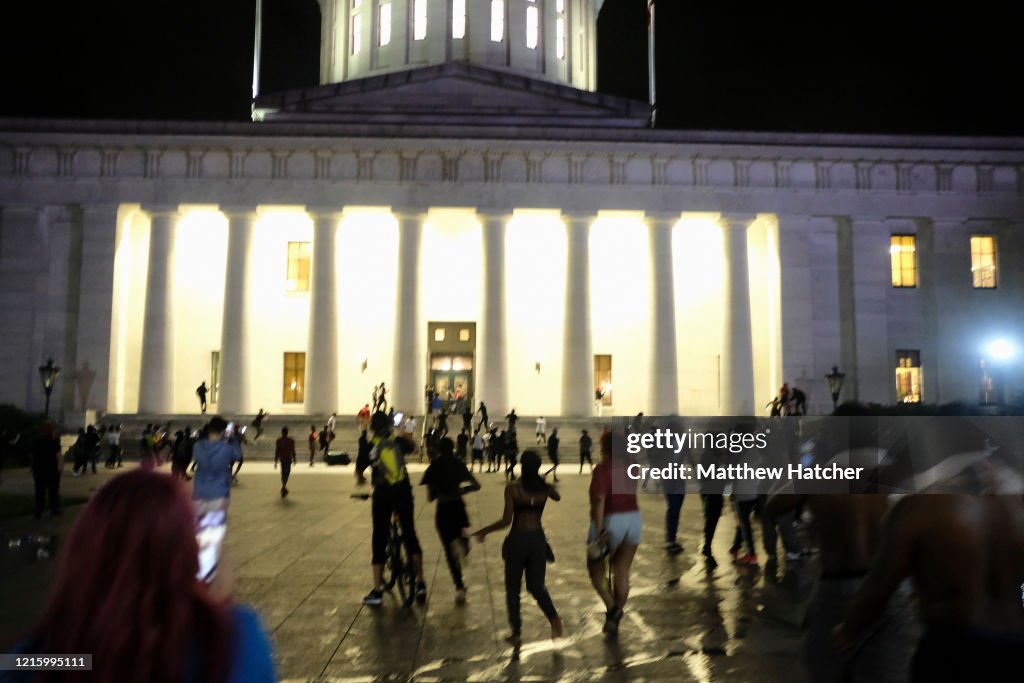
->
[[393, 211, 425, 414], [649, 213, 680, 414], [561, 214, 594, 417], [306, 208, 342, 415], [218, 207, 259, 415], [720, 214, 756, 415], [478, 211, 509, 414], [137, 206, 179, 414]]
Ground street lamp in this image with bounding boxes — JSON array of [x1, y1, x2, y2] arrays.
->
[[825, 365, 845, 412], [38, 358, 61, 418]]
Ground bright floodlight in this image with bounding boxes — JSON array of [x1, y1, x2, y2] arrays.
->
[[988, 338, 1016, 361]]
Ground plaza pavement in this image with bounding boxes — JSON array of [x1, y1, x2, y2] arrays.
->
[[0, 462, 811, 682]]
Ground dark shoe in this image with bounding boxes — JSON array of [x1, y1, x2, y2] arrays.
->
[[415, 582, 427, 604], [362, 589, 384, 606], [665, 542, 684, 555], [603, 607, 623, 635]]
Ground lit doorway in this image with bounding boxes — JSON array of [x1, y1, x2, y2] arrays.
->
[[427, 322, 476, 412]]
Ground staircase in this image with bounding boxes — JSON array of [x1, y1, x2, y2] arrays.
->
[[98, 414, 614, 462]]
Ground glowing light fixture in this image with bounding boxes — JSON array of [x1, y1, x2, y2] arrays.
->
[[988, 338, 1016, 361]]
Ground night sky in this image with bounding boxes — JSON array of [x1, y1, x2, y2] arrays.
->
[[1, 1, 1019, 135]]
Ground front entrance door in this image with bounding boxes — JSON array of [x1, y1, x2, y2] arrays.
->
[[427, 322, 476, 413]]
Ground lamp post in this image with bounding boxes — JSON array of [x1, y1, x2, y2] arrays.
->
[[825, 365, 845, 412], [38, 358, 61, 418]]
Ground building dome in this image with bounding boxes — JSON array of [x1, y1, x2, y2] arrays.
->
[[319, 0, 601, 91]]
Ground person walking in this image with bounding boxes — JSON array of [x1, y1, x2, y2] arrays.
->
[[471, 429, 485, 473], [85, 425, 101, 474], [319, 426, 330, 460], [488, 428, 502, 473], [308, 425, 318, 466], [504, 430, 519, 480], [357, 403, 371, 432], [456, 428, 469, 463], [505, 409, 518, 436], [196, 381, 209, 413], [104, 424, 122, 468], [192, 417, 242, 572], [579, 429, 593, 473], [274, 427, 297, 498], [421, 437, 481, 603], [473, 451, 563, 646], [587, 428, 641, 636], [476, 401, 489, 432], [461, 404, 473, 433], [535, 416, 547, 445], [30, 423, 63, 519], [545, 429, 560, 482]]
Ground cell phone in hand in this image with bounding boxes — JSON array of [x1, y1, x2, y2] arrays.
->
[[196, 509, 227, 583]]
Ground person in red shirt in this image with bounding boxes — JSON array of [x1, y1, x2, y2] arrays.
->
[[307, 425, 317, 466], [587, 427, 641, 637], [357, 404, 371, 432]]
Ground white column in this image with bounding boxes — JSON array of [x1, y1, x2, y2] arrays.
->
[[305, 208, 342, 415], [393, 211, 425, 414], [561, 214, 594, 417], [478, 211, 509, 415], [649, 213, 680, 414], [75, 204, 120, 413], [138, 206, 178, 414], [720, 214, 756, 415], [218, 207, 258, 415]]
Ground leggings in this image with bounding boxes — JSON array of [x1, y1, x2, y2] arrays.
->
[[437, 501, 469, 589], [664, 493, 684, 543], [701, 494, 723, 549], [503, 530, 558, 635], [731, 495, 777, 557]]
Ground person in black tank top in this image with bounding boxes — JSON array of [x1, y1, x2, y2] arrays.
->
[[473, 451, 563, 646]]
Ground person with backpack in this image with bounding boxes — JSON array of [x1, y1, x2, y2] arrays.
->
[[355, 411, 427, 606]]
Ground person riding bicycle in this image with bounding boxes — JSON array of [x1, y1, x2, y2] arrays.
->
[[356, 410, 427, 606]]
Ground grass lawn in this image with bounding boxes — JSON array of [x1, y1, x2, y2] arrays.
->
[[0, 493, 88, 521]]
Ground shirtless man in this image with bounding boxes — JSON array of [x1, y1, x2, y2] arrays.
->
[[834, 409, 1024, 682], [834, 493, 1024, 682], [767, 407, 916, 682]]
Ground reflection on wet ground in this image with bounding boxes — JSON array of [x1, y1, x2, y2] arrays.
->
[[0, 464, 813, 681]]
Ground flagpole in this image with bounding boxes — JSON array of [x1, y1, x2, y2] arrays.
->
[[252, 0, 263, 102], [648, 0, 657, 128]]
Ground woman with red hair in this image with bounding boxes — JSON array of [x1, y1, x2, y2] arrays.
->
[[6, 469, 275, 683]]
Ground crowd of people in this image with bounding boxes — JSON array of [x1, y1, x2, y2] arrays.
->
[[8, 386, 1024, 682]]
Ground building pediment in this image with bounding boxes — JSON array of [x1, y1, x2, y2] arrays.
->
[[254, 61, 650, 128]]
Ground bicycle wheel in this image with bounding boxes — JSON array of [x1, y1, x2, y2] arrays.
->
[[383, 530, 400, 592]]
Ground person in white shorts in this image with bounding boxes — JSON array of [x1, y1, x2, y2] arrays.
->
[[586, 428, 641, 637]]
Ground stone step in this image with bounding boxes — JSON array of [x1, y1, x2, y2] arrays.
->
[[91, 414, 613, 461]]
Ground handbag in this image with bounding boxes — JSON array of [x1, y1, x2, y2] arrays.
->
[[587, 531, 609, 561]]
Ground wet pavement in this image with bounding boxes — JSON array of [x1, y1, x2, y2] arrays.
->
[[0, 463, 812, 682]]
